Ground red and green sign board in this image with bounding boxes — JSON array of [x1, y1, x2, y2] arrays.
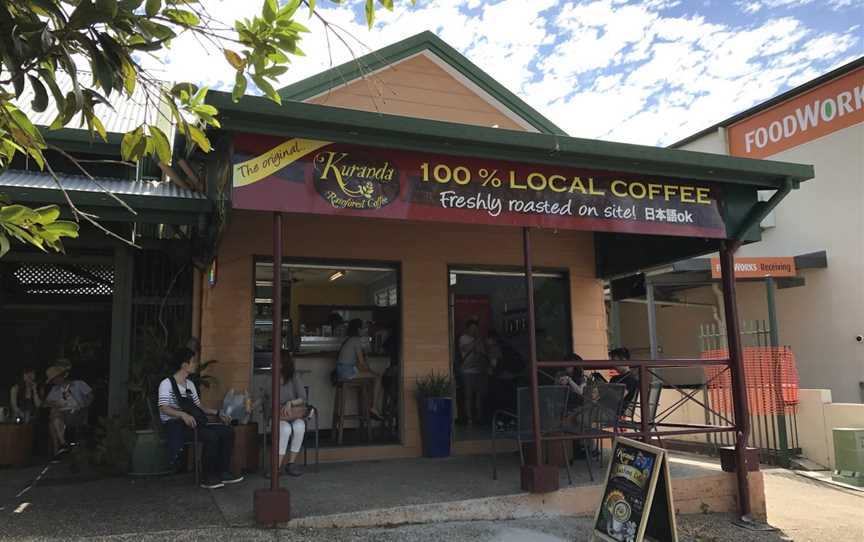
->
[[232, 134, 727, 238]]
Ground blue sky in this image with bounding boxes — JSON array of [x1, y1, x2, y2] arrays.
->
[[150, 0, 863, 146]]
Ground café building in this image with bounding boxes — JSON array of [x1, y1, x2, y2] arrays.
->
[[194, 31, 812, 504]]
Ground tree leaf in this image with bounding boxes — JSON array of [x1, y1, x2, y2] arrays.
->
[[97, 0, 119, 18], [92, 116, 108, 141], [263, 0, 278, 22], [188, 125, 211, 152], [252, 75, 281, 104], [163, 9, 200, 26], [0, 231, 9, 258], [146, 0, 161, 17], [223, 49, 245, 70], [378, 0, 393, 10], [121, 126, 145, 161], [232, 72, 247, 102], [149, 125, 172, 164], [308, 0, 315, 17], [365, 0, 374, 29], [33, 205, 61, 225], [27, 76, 49, 113], [279, 0, 301, 18]]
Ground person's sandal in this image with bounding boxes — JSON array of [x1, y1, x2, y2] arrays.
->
[[285, 463, 303, 477]]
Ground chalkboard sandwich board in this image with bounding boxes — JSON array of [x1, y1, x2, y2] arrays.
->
[[592, 437, 677, 542]]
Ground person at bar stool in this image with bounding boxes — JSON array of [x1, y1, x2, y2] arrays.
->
[[158, 347, 244, 489], [266, 352, 307, 478], [335, 318, 384, 421]]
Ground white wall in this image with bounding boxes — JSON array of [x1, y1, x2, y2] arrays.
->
[[652, 121, 864, 403]]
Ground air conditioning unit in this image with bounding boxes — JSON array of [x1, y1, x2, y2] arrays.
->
[[832, 428, 864, 487]]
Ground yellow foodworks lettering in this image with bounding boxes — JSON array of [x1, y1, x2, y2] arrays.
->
[[233, 138, 331, 187]]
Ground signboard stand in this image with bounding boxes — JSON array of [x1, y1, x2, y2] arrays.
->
[[592, 437, 678, 542]]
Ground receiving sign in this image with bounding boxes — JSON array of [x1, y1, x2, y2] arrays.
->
[[592, 437, 677, 542], [232, 134, 727, 239], [709, 257, 796, 279]]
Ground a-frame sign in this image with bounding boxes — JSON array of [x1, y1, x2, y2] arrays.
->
[[592, 437, 678, 542]]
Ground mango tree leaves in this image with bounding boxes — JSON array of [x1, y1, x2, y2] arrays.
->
[[0, 0, 410, 256], [0, 202, 79, 257]]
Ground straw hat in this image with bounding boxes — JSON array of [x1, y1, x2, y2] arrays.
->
[[45, 365, 69, 384]]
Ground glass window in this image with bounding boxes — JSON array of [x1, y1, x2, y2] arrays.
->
[[252, 259, 401, 447]]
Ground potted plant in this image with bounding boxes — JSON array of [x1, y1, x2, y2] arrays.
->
[[416, 372, 453, 458]]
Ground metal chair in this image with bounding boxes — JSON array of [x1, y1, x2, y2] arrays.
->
[[491, 385, 573, 484], [618, 377, 663, 433], [148, 397, 201, 485], [260, 385, 319, 473], [562, 382, 627, 481]]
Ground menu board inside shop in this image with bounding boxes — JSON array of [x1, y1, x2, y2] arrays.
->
[[592, 437, 677, 542], [231, 134, 728, 239]]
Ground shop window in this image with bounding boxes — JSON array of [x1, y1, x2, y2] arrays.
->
[[252, 259, 401, 447]]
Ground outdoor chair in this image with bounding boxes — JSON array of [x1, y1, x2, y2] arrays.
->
[[260, 384, 320, 473], [148, 397, 201, 485], [561, 382, 627, 481], [618, 377, 663, 434], [490, 385, 573, 484]]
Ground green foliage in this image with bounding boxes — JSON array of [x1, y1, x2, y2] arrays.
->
[[90, 415, 135, 474], [0, 198, 79, 257], [416, 371, 452, 399], [0, 0, 412, 256]]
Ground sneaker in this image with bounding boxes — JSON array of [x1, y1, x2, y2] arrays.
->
[[200, 479, 225, 489], [220, 472, 244, 484], [284, 463, 303, 477]]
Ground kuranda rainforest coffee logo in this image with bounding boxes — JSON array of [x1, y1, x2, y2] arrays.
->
[[313, 149, 400, 210]]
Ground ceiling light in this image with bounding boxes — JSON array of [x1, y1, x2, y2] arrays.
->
[[329, 271, 345, 281]]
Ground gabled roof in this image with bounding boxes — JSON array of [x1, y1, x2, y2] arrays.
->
[[278, 31, 566, 136]]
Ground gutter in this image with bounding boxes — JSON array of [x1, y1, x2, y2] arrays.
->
[[731, 178, 795, 249]]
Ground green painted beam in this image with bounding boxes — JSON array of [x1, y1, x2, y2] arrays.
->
[[209, 91, 814, 189]]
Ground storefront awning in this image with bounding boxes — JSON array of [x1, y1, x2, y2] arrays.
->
[[207, 92, 815, 277]]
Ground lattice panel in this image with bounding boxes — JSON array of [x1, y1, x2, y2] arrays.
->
[[13, 263, 114, 296]]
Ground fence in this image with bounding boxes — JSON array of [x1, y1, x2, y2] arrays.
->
[[699, 321, 801, 466]]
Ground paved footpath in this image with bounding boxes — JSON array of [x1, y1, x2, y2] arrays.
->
[[2, 464, 862, 541]]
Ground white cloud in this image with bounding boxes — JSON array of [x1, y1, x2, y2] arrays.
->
[[144, 0, 863, 147]]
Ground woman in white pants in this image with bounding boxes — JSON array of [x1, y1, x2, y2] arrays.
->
[[271, 354, 306, 477]]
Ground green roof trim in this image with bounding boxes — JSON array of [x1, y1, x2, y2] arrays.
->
[[210, 91, 814, 189], [277, 31, 566, 136]]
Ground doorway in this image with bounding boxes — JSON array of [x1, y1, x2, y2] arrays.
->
[[448, 267, 571, 441]]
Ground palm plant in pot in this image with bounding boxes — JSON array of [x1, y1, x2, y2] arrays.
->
[[416, 372, 453, 458]]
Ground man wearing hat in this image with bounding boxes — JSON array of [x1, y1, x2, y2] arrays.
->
[[45, 364, 93, 456]]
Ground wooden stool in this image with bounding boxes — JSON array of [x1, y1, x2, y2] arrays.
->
[[332, 380, 372, 445]]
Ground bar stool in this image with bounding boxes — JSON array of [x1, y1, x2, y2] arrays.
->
[[332, 380, 373, 445]]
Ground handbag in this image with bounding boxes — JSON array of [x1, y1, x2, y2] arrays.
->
[[169, 377, 209, 426], [281, 403, 308, 421]]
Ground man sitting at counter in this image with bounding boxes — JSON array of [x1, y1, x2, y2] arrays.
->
[[336, 318, 384, 421]]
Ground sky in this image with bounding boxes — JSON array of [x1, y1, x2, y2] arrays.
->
[[144, 0, 864, 146]]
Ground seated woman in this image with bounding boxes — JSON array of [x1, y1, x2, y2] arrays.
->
[[44, 364, 92, 456], [335, 318, 383, 421], [556, 353, 587, 410], [10, 367, 42, 423], [270, 353, 306, 477]]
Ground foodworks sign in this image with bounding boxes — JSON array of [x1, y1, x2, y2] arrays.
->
[[728, 65, 864, 158]]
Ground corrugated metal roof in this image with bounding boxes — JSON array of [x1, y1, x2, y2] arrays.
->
[[0, 169, 204, 200], [12, 71, 174, 137]]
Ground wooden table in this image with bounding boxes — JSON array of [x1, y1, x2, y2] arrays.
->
[[0, 423, 34, 466], [230, 422, 259, 476]]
